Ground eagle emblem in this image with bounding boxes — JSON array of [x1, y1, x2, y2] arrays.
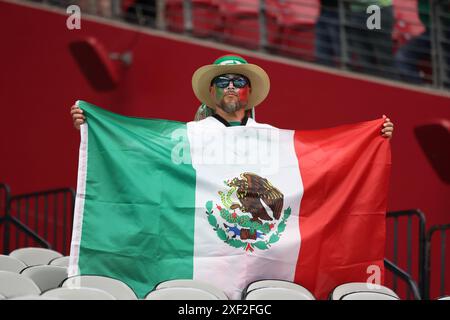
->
[[206, 172, 291, 252]]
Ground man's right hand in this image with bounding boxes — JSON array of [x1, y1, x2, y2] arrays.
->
[[71, 104, 86, 130]]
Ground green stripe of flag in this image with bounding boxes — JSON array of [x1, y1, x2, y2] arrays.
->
[[77, 101, 196, 298]]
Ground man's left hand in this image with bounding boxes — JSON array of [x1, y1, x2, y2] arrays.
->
[[381, 115, 394, 139]]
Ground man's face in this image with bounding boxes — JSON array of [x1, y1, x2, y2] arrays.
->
[[210, 74, 251, 113]]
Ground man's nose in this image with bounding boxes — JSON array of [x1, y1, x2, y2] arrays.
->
[[227, 81, 235, 89]]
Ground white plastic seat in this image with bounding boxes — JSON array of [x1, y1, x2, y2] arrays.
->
[[42, 287, 116, 300], [8, 295, 60, 300], [438, 296, 450, 300], [331, 282, 399, 300], [245, 279, 315, 299], [0, 254, 27, 273], [20, 265, 68, 292], [155, 279, 228, 300], [245, 287, 315, 300], [145, 287, 220, 300], [49, 256, 70, 268], [62, 275, 138, 300], [0, 271, 41, 298], [341, 292, 399, 300], [10, 247, 63, 266]]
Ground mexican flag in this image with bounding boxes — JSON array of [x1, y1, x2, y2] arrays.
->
[[69, 101, 391, 299]]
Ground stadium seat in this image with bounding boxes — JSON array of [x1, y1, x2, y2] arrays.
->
[[341, 291, 400, 300], [438, 296, 450, 300], [49, 256, 70, 267], [62, 275, 138, 300], [42, 287, 116, 300], [165, 0, 221, 37], [145, 287, 220, 300], [330, 282, 400, 300], [275, 0, 319, 61], [0, 254, 27, 273], [244, 279, 315, 299], [20, 265, 68, 292], [8, 295, 60, 300], [155, 279, 228, 300], [0, 271, 41, 298], [244, 287, 315, 300], [220, 0, 260, 49], [9, 247, 63, 266]]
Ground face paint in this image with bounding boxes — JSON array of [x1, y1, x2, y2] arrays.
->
[[210, 74, 250, 113]]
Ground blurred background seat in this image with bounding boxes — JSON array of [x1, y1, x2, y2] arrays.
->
[[244, 286, 316, 300], [244, 279, 315, 299], [48, 256, 70, 268], [0, 271, 41, 299], [0, 254, 27, 273], [145, 287, 221, 300], [62, 275, 138, 300], [9, 247, 63, 266], [155, 279, 228, 300], [20, 265, 68, 292], [42, 287, 116, 300], [330, 282, 400, 300]]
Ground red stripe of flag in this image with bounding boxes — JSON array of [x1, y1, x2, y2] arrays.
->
[[293, 119, 391, 299]]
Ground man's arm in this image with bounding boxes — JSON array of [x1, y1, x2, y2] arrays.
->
[[71, 104, 85, 130]]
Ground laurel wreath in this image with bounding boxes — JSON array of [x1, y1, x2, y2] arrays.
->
[[205, 200, 291, 252]]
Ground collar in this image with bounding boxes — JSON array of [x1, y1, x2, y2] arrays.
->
[[212, 114, 249, 127]]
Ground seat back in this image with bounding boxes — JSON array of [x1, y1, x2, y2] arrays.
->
[[341, 292, 400, 300], [245, 279, 315, 299], [0, 254, 27, 273], [49, 256, 70, 268], [42, 287, 116, 300], [21, 265, 68, 292], [0, 271, 41, 298], [10, 247, 63, 266], [145, 287, 220, 300], [331, 282, 399, 300], [245, 287, 315, 300], [62, 275, 138, 300], [156, 279, 228, 300]]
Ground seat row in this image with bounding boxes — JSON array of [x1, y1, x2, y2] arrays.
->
[[0, 247, 446, 300]]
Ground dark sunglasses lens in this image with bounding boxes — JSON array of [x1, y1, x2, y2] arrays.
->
[[214, 78, 230, 88], [233, 78, 248, 88]]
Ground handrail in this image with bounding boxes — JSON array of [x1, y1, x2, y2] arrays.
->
[[386, 209, 426, 298], [424, 224, 450, 299], [384, 258, 421, 300]]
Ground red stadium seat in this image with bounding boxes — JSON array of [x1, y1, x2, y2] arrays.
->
[[219, 0, 260, 49], [269, 0, 320, 61], [165, 0, 221, 37]]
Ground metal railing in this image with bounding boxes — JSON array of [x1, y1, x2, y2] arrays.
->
[[424, 224, 450, 299], [4, 188, 75, 255], [386, 209, 427, 299], [35, 0, 449, 91], [384, 258, 421, 300]]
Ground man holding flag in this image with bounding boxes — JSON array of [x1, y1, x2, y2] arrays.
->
[[69, 55, 394, 299]]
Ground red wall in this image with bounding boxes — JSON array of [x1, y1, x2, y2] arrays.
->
[[1, 2, 449, 229]]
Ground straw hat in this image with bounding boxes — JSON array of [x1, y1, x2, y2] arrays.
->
[[192, 55, 270, 110]]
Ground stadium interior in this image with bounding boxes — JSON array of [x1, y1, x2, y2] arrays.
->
[[0, 0, 449, 300]]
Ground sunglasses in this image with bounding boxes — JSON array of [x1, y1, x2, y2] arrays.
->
[[211, 75, 250, 88]]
